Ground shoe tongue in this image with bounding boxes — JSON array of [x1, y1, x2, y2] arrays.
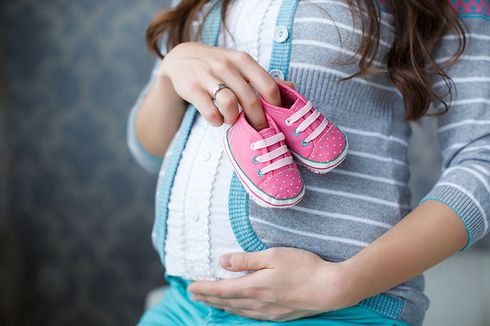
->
[[258, 127, 277, 139], [290, 97, 308, 112]]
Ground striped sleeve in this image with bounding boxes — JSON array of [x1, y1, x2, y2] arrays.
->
[[127, 59, 163, 174], [421, 9, 490, 249]]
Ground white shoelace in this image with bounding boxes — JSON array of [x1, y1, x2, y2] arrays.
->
[[285, 101, 329, 143], [250, 132, 292, 175]]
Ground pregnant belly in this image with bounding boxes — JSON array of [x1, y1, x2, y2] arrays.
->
[[248, 162, 412, 262], [164, 156, 249, 281]]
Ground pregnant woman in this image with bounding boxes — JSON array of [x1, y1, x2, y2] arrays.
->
[[127, 0, 490, 325]]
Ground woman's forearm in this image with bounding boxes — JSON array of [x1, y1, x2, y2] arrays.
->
[[135, 74, 186, 157], [336, 200, 468, 307]]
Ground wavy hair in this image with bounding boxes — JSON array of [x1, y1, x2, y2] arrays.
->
[[146, 0, 466, 121]]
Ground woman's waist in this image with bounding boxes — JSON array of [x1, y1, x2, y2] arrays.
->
[[163, 273, 421, 326]]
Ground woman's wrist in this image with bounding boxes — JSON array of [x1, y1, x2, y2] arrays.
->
[[326, 253, 397, 311], [314, 259, 364, 312], [158, 42, 193, 79]]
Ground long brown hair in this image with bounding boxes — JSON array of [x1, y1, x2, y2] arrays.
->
[[146, 0, 466, 121]]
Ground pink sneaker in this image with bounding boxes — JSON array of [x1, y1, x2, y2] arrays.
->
[[260, 82, 348, 174], [224, 112, 305, 208]]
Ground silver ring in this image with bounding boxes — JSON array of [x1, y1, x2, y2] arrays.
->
[[211, 83, 230, 100]]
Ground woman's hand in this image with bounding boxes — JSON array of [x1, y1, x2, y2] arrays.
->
[[160, 42, 281, 130], [187, 247, 358, 322]]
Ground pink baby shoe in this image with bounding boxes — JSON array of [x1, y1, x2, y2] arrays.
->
[[260, 82, 348, 174], [224, 111, 305, 208]]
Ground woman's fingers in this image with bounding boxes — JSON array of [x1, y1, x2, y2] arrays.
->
[[189, 88, 224, 127], [213, 87, 239, 125], [231, 51, 281, 106], [164, 44, 290, 129], [197, 72, 240, 125], [212, 59, 268, 130]]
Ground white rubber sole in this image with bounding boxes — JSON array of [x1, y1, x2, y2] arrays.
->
[[291, 141, 349, 174], [224, 135, 305, 208]]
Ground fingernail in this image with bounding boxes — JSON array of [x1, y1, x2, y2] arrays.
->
[[220, 254, 232, 268]]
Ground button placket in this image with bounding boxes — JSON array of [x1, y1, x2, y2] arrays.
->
[[183, 125, 224, 279], [181, 122, 209, 277]]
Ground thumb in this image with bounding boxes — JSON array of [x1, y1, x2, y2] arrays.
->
[[219, 251, 268, 272]]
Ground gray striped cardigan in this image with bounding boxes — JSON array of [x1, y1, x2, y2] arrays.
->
[[128, 1, 490, 325]]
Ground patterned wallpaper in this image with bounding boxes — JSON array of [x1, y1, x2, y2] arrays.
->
[[0, 0, 488, 325], [1, 0, 171, 325]]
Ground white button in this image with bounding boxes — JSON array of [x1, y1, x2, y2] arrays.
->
[[201, 151, 211, 161], [189, 210, 199, 222], [273, 26, 289, 43], [269, 69, 285, 80]]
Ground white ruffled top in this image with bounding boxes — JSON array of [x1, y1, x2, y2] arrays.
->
[[164, 0, 282, 280]]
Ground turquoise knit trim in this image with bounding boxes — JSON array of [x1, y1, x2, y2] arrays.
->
[[154, 107, 198, 264], [419, 196, 472, 251], [227, 0, 301, 253], [459, 13, 490, 21], [359, 293, 405, 321], [153, 0, 222, 264], [201, 0, 222, 45], [228, 174, 268, 252], [268, 0, 301, 79]]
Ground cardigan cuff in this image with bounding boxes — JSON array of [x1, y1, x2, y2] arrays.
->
[[420, 185, 487, 251]]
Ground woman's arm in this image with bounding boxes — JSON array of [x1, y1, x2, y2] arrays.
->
[[327, 13, 490, 307], [135, 73, 186, 157], [185, 200, 468, 321], [337, 199, 468, 307]]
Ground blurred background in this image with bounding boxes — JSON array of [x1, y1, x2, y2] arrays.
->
[[0, 1, 489, 325]]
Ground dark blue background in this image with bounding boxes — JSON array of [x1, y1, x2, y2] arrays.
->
[[0, 1, 171, 325]]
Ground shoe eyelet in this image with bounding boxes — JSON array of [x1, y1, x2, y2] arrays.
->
[[301, 139, 310, 147], [257, 169, 264, 177], [292, 129, 301, 137], [252, 156, 259, 164], [285, 119, 292, 126], [250, 143, 256, 150]]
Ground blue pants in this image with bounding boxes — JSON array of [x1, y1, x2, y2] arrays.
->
[[137, 276, 408, 325]]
